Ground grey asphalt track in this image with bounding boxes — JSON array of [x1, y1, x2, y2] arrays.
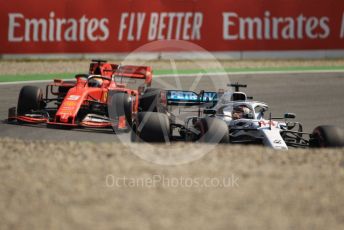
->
[[0, 72, 343, 141]]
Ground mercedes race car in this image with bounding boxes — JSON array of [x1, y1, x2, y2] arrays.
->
[[8, 59, 157, 131], [131, 83, 344, 149]]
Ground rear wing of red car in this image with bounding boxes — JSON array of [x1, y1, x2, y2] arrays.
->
[[113, 65, 153, 86], [89, 60, 153, 86]]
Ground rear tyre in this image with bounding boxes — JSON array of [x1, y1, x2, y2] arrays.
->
[[311, 125, 344, 148], [108, 92, 132, 130], [17, 86, 44, 115], [132, 112, 170, 143], [139, 88, 163, 112], [194, 117, 229, 144]]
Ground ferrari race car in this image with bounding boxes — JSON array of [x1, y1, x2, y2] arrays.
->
[[8, 59, 160, 131], [131, 83, 344, 149]]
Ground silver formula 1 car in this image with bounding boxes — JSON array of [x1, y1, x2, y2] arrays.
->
[[131, 83, 344, 149]]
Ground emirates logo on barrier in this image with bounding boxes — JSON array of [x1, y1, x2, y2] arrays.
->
[[8, 12, 109, 42]]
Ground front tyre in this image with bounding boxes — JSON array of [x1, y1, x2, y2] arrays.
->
[[132, 112, 170, 143], [311, 125, 344, 147], [17, 86, 44, 115], [194, 117, 229, 143]]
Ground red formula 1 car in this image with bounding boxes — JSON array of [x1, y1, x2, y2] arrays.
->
[[8, 59, 163, 132]]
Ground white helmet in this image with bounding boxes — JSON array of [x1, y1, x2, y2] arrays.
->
[[242, 107, 251, 115]]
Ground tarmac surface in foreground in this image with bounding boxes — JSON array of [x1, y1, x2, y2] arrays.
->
[[0, 72, 343, 141]]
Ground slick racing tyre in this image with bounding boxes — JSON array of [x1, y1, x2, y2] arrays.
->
[[194, 117, 229, 144], [17, 86, 44, 115], [108, 92, 132, 129], [139, 88, 164, 112], [132, 112, 170, 143], [311, 125, 344, 147]]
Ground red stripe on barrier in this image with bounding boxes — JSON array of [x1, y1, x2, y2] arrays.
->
[[1, 0, 343, 54]]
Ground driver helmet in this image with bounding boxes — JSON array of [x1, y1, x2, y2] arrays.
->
[[232, 105, 251, 119], [88, 77, 103, 88]]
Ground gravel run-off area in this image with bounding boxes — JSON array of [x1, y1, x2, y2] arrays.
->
[[0, 138, 344, 230]]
